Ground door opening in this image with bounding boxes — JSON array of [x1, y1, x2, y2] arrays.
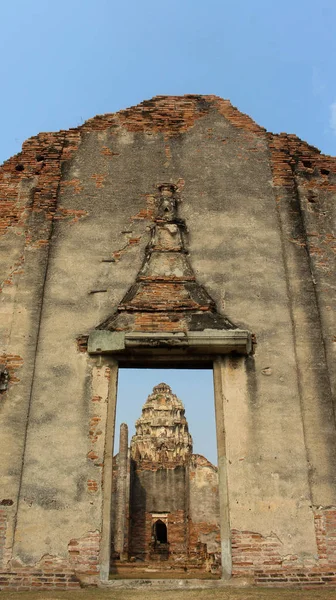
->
[[109, 368, 222, 579], [154, 519, 168, 544]]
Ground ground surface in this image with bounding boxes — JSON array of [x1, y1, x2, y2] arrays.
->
[[2, 588, 336, 600]]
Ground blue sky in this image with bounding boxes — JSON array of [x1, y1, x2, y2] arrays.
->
[[1, 0, 336, 166], [116, 370, 217, 465], [1, 1, 335, 461]]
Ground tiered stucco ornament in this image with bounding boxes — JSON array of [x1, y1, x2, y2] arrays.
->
[[88, 183, 253, 362], [130, 382, 193, 464]]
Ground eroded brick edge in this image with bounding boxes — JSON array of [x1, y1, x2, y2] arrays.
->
[[0, 530, 100, 591]]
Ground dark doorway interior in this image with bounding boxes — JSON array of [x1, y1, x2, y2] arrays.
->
[[154, 520, 168, 544]]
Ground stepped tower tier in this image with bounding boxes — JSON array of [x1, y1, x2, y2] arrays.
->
[[130, 383, 193, 465]]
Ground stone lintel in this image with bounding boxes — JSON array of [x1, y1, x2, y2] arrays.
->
[[88, 329, 253, 356]]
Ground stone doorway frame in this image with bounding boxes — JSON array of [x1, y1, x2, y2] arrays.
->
[[88, 329, 253, 581]]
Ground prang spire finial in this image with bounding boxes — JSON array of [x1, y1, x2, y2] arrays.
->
[[155, 183, 179, 223]]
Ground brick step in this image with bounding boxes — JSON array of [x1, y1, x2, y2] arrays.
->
[[110, 559, 210, 573]]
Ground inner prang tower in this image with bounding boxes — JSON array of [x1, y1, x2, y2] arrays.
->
[[131, 383, 192, 465], [111, 383, 220, 574]]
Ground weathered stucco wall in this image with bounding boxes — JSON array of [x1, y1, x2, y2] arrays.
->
[[189, 455, 220, 555], [0, 95, 335, 589]]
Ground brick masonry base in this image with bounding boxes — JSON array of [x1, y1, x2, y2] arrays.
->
[[0, 569, 80, 592], [0, 530, 100, 591], [254, 570, 336, 587], [231, 509, 336, 587], [1, 512, 336, 590]]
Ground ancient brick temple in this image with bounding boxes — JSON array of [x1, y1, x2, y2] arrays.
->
[[1, 95, 336, 590], [111, 383, 220, 574]]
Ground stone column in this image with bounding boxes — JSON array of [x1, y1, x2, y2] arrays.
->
[[114, 423, 129, 559]]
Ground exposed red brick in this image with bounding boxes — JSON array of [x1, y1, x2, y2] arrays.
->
[[91, 395, 102, 403], [268, 132, 336, 191], [87, 451, 99, 461], [90, 174, 106, 188], [68, 530, 100, 576], [76, 335, 88, 353], [0, 531, 100, 590], [60, 178, 83, 195], [87, 480, 98, 493], [54, 206, 88, 223], [230, 508, 336, 586], [0, 354, 23, 385], [100, 146, 119, 158], [315, 509, 336, 566]]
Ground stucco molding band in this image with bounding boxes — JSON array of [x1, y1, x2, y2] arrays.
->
[[87, 330, 253, 356]]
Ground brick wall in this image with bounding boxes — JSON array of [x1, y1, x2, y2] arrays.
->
[[129, 464, 188, 558], [68, 530, 100, 580], [129, 509, 188, 559], [231, 508, 336, 587], [232, 529, 283, 574], [0, 567, 80, 592], [119, 454, 220, 567], [0, 354, 23, 386], [188, 521, 220, 556], [0, 531, 100, 591], [167, 510, 188, 556], [315, 509, 336, 567], [129, 508, 151, 557]]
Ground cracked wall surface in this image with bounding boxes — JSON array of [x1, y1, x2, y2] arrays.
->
[[0, 95, 335, 589]]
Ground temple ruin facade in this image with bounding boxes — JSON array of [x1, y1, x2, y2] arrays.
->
[[0, 95, 335, 589]]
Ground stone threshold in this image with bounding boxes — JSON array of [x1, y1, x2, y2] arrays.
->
[[101, 577, 252, 589]]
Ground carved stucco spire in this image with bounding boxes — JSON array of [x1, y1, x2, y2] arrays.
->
[[98, 183, 236, 333], [130, 383, 193, 465]]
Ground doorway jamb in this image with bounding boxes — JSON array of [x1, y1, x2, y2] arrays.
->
[[100, 359, 118, 581], [213, 356, 232, 578]]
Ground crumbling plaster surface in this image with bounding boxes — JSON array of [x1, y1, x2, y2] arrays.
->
[[222, 356, 317, 560], [0, 178, 63, 564], [0, 96, 334, 569], [189, 457, 219, 525], [0, 177, 41, 492], [297, 183, 336, 408]]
